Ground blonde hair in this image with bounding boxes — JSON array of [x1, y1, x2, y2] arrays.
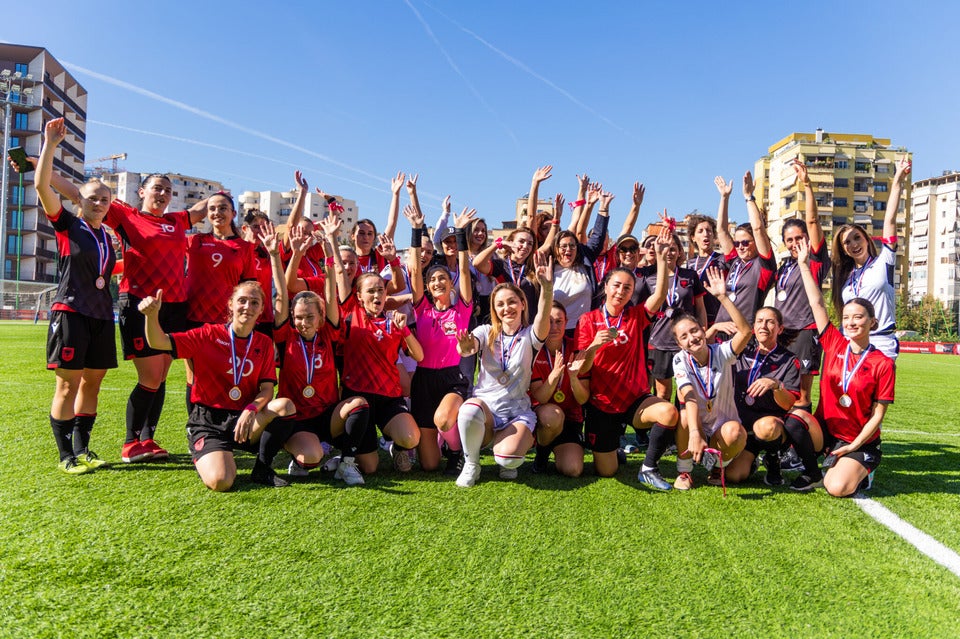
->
[[487, 283, 528, 351]]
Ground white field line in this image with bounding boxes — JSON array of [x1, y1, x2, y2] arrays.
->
[[884, 429, 960, 437], [854, 495, 960, 578]]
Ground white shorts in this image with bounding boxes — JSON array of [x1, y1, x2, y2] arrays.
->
[[700, 412, 740, 439], [493, 409, 537, 433], [869, 333, 899, 361]]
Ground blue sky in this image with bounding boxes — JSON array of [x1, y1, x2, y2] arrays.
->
[[4, 1, 956, 233]]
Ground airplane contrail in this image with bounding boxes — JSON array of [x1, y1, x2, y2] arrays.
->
[[421, 1, 637, 140], [402, 0, 519, 147]]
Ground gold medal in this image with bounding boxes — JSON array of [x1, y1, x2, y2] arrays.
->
[[228, 386, 242, 401], [95, 276, 106, 290], [553, 390, 565, 403], [302, 385, 315, 398], [706, 400, 713, 412]]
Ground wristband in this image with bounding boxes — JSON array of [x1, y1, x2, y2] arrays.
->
[[495, 237, 504, 249], [745, 195, 756, 202], [410, 226, 423, 248], [881, 235, 897, 245], [550, 218, 560, 225], [455, 228, 468, 252], [389, 257, 401, 267], [326, 196, 338, 205], [325, 257, 335, 267], [245, 403, 259, 413]]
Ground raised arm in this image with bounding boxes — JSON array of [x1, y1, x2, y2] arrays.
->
[[715, 176, 733, 254], [618, 182, 645, 238], [385, 171, 405, 240], [319, 214, 344, 325], [792, 159, 823, 249], [531, 251, 554, 342], [453, 207, 477, 304], [537, 193, 562, 256], [36, 119, 67, 216], [282, 171, 309, 248], [431, 195, 451, 246], [257, 221, 287, 325], [577, 182, 601, 242], [642, 226, 672, 314], [744, 171, 772, 257], [283, 225, 312, 296], [704, 267, 751, 354], [795, 236, 829, 333], [137, 290, 173, 351], [568, 173, 589, 238], [886, 157, 911, 245], [523, 165, 552, 230], [378, 234, 403, 294], [404, 204, 426, 305], [472, 237, 500, 275]]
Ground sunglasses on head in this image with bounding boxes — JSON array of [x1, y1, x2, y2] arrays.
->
[[732, 240, 752, 248]]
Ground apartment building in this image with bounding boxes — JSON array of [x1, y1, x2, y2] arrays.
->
[[908, 171, 960, 315]]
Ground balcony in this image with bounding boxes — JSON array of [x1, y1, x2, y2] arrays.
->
[[33, 246, 57, 260]]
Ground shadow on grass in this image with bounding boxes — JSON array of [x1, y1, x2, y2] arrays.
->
[[101, 454, 193, 471], [866, 440, 960, 497]]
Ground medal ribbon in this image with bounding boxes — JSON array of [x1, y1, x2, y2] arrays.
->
[[299, 335, 317, 387], [507, 259, 525, 285], [748, 345, 778, 386], [665, 272, 680, 308], [847, 256, 876, 297], [841, 343, 873, 396], [602, 306, 624, 331], [726, 258, 752, 293], [228, 325, 254, 390], [777, 259, 796, 294], [694, 254, 714, 279], [499, 330, 521, 374], [686, 348, 716, 400], [544, 342, 565, 391], [78, 218, 110, 281]]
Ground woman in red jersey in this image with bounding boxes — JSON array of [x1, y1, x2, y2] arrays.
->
[[35, 118, 117, 474], [139, 279, 295, 491], [576, 227, 679, 483], [796, 237, 894, 497]]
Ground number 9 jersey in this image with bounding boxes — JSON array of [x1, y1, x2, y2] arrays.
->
[[185, 233, 258, 324]]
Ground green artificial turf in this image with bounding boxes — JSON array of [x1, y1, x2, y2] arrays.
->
[[1, 321, 959, 638]]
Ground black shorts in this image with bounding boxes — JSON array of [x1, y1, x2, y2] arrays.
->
[[649, 348, 678, 380], [550, 419, 584, 447], [788, 328, 822, 375], [410, 366, 469, 429], [744, 431, 784, 457], [186, 404, 258, 462], [825, 434, 882, 472], [342, 386, 409, 455], [583, 395, 653, 453], [46, 310, 118, 370], [119, 293, 187, 359], [289, 405, 339, 443]]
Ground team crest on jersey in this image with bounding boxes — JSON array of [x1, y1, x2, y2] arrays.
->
[[61, 347, 74, 362], [134, 337, 145, 351], [194, 436, 205, 452], [442, 320, 457, 336]]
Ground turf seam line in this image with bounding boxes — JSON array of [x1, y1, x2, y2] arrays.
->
[[854, 496, 960, 579], [884, 429, 960, 437]]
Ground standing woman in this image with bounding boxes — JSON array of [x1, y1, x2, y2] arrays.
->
[[575, 229, 679, 484], [797, 237, 894, 496], [182, 192, 257, 411], [530, 301, 590, 477], [138, 281, 294, 491], [685, 214, 727, 326], [830, 157, 910, 360], [774, 160, 828, 409], [36, 118, 117, 473], [241, 210, 280, 336], [454, 251, 554, 487], [670, 268, 753, 490], [713, 173, 777, 332], [636, 232, 707, 401], [473, 226, 544, 315], [406, 206, 474, 473]]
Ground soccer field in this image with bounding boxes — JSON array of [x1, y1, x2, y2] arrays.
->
[[2, 320, 959, 638]]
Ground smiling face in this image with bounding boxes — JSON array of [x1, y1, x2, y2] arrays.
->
[[842, 301, 877, 343], [783, 224, 807, 258], [753, 307, 783, 349], [427, 267, 453, 302], [733, 229, 758, 261], [510, 230, 535, 262], [353, 221, 376, 254], [419, 238, 435, 266], [672, 317, 706, 356], [547, 306, 567, 343], [339, 248, 359, 284], [493, 287, 525, 327], [840, 227, 870, 265], [206, 194, 235, 233], [617, 241, 640, 269], [604, 271, 635, 311], [641, 238, 657, 266], [356, 274, 386, 315], [293, 297, 324, 340], [79, 182, 111, 224], [471, 221, 488, 249], [228, 282, 264, 328], [139, 176, 172, 216], [556, 236, 578, 268]]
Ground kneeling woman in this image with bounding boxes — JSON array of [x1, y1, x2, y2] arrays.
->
[[139, 282, 295, 491], [723, 306, 824, 491], [797, 237, 894, 497], [671, 267, 752, 490], [454, 252, 554, 487], [530, 301, 590, 477]]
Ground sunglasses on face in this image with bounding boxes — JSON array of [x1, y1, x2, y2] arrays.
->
[[619, 245, 639, 254], [732, 240, 753, 249]]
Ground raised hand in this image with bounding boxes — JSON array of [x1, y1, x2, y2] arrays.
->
[[295, 170, 308, 192], [137, 289, 163, 316], [554, 193, 565, 216], [456, 329, 476, 354], [547, 351, 565, 385], [406, 173, 419, 194], [289, 224, 312, 255], [576, 173, 590, 191], [600, 190, 615, 210], [454, 207, 477, 228], [533, 250, 553, 286], [442, 195, 451, 213], [315, 186, 331, 200], [391, 171, 405, 195], [894, 156, 912, 184], [403, 204, 424, 228], [533, 165, 553, 184], [633, 182, 645, 207], [795, 235, 810, 266], [654, 224, 673, 257], [319, 214, 342, 240], [44, 117, 67, 145], [377, 233, 397, 262], [257, 220, 279, 255], [791, 159, 810, 186], [743, 171, 756, 198], [703, 266, 727, 298], [714, 176, 733, 197], [392, 312, 408, 330]]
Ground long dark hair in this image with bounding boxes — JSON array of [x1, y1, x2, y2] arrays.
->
[[830, 224, 879, 319]]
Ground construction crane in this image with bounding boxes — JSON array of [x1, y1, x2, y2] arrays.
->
[[93, 153, 127, 173]]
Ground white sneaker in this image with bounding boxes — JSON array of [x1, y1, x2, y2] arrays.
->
[[499, 466, 518, 480], [335, 458, 365, 486], [287, 459, 310, 477], [391, 444, 413, 472], [456, 461, 481, 487], [322, 455, 341, 473]]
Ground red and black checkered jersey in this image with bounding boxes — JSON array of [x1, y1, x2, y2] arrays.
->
[[339, 304, 410, 397], [186, 233, 258, 323], [170, 323, 276, 410], [106, 200, 191, 302], [774, 238, 828, 330], [815, 324, 895, 444], [531, 337, 584, 422], [576, 304, 652, 413], [275, 322, 339, 418], [49, 207, 116, 321]]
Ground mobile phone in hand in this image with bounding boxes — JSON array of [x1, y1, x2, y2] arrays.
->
[[8, 147, 32, 173]]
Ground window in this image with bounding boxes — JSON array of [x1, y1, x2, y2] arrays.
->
[[9, 136, 19, 148], [14, 112, 29, 129], [876, 164, 890, 174], [11, 185, 24, 205], [14, 63, 28, 75], [835, 160, 849, 169], [6, 235, 20, 254], [834, 178, 849, 188], [833, 197, 848, 207], [874, 201, 886, 211], [874, 182, 888, 192], [10, 209, 21, 228], [855, 162, 871, 172]]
